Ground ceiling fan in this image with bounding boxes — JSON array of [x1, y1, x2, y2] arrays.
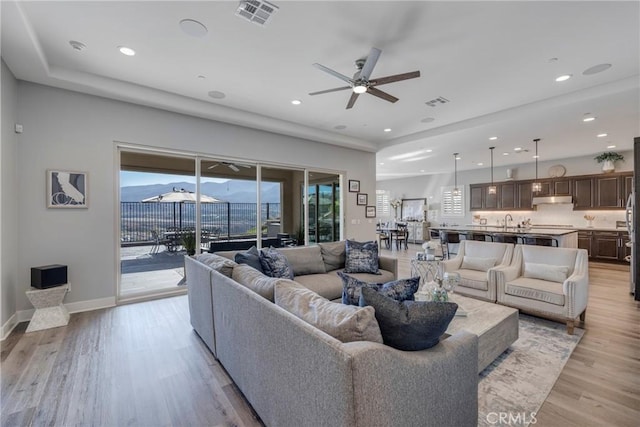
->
[[309, 47, 420, 109], [207, 161, 252, 172]]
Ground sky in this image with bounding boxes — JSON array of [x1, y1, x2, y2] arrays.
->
[[120, 171, 228, 187]]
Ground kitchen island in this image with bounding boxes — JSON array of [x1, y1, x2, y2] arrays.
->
[[431, 225, 578, 248]]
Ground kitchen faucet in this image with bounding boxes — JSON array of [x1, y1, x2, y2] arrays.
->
[[504, 213, 513, 229]]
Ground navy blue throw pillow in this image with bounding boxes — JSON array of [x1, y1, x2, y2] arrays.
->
[[234, 246, 264, 273], [259, 247, 294, 279], [359, 287, 458, 351], [344, 240, 380, 274], [338, 272, 419, 306]]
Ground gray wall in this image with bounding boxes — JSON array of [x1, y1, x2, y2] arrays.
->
[[4, 81, 376, 324], [377, 152, 633, 228], [1, 60, 19, 331]]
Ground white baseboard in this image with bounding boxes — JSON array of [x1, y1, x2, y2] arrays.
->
[[2, 296, 117, 340], [1, 313, 19, 341]]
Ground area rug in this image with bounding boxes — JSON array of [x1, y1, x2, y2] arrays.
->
[[477, 314, 584, 427]]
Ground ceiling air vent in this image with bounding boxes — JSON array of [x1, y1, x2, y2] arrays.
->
[[425, 96, 450, 107], [236, 0, 279, 26]]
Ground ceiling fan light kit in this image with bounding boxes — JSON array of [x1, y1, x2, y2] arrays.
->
[[309, 47, 420, 109]]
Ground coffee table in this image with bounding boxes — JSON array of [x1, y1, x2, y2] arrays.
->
[[416, 292, 519, 373]]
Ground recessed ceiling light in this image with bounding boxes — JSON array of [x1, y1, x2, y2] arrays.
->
[[69, 40, 86, 51], [502, 152, 509, 156], [379, 162, 385, 165], [208, 90, 226, 99], [179, 19, 208, 38], [291, 100, 301, 105], [533, 155, 540, 159], [477, 162, 484, 166], [583, 116, 596, 122], [334, 125, 347, 130], [597, 133, 608, 138], [455, 156, 461, 160], [426, 149, 433, 153], [514, 147, 522, 151], [383, 128, 392, 132], [555, 74, 572, 82], [489, 136, 498, 141], [583, 63, 612, 75], [118, 46, 135, 56], [607, 144, 616, 149], [420, 169, 425, 173], [421, 117, 435, 123]]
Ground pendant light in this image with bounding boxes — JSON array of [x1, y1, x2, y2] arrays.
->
[[488, 146, 497, 195], [532, 138, 542, 193], [452, 153, 460, 196]]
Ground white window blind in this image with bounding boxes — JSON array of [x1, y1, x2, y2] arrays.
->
[[441, 186, 464, 217], [376, 190, 390, 217]]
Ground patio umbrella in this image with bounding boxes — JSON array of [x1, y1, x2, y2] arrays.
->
[[142, 187, 219, 229]]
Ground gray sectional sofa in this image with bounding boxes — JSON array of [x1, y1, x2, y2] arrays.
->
[[185, 241, 479, 427]]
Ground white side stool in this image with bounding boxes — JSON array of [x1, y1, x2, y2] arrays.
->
[[25, 284, 70, 332]]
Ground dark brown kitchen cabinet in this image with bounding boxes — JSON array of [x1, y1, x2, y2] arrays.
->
[[624, 174, 634, 203], [573, 178, 594, 209], [553, 179, 572, 196], [517, 182, 533, 209], [595, 176, 623, 208], [592, 231, 621, 261], [500, 183, 517, 210], [533, 180, 553, 196], [470, 185, 483, 210], [485, 186, 499, 209], [577, 231, 592, 257]]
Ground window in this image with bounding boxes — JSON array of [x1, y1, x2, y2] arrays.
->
[[376, 190, 390, 217], [441, 186, 464, 217]]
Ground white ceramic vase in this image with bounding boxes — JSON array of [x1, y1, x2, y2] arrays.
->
[[602, 160, 615, 173]]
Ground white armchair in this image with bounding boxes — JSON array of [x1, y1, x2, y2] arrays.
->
[[440, 240, 514, 303], [495, 245, 589, 334]]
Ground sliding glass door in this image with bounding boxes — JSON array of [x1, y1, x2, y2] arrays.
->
[[307, 172, 341, 243]]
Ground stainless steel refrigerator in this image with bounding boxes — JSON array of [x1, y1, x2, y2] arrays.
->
[[632, 137, 639, 299]]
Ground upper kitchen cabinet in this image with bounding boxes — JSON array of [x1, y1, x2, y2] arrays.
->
[[595, 175, 624, 208], [517, 182, 533, 209], [500, 182, 517, 210], [573, 177, 595, 209]]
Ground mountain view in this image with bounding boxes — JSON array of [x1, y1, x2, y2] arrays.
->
[[120, 181, 281, 203]]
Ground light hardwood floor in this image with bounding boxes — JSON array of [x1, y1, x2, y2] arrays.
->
[[2, 244, 638, 426]]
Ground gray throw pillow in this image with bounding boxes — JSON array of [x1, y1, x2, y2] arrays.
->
[[338, 272, 419, 306], [234, 246, 264, 273], [344, 240, 380, 274], [359, 287, 458, 351], [260, 247, 294, 279], [319, 241, 346, 271]]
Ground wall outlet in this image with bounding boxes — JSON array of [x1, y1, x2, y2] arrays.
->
[[14, 123, 23, 133]]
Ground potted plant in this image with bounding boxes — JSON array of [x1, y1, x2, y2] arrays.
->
[[594, 152, 624, 173], [182, 231, 196, 256]]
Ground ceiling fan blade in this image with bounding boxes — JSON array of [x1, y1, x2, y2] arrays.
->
[[309, 86, 352, 96], [370, 70, 421, 86], [207, 164, 220, 170], [312, 63, 353, 84], [346, 92, 360, 109], [367, 87, 399, 103], [359, 47, 382, 80], [228, 164, 240, 172]]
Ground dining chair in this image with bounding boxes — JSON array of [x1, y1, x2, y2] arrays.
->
[[395, 223, 409, 250]]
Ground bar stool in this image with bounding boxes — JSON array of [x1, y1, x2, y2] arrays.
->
[[493, 234, 520, 245], [467, 232, 493, 242], [440, 231, 461, 259], [523, 235, 558, 247]]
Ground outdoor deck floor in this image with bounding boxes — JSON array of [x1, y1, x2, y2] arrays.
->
[[120, 245, 186, 297]]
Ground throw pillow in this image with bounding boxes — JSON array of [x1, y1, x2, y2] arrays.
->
[[338, 272, 419, 306], [232, 263, 295, 302], [194, 253, 237, 278], [461, 256, 497, 272], [234, 246, 264, 273], [524, 262, 570, 283], [260, 247, 295, 279], [359, 287, 458, 351], [274, 281, 383, 344], [318, 241, 346, 271], [344, 240, 380, 274]]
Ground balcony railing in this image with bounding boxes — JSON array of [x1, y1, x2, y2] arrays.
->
[[120, 202, 281, 244]]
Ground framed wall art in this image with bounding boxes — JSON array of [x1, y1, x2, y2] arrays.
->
[[348, 180, 360, 192], [365, 206, 376, 218], [47, 170, 88, 208], [357, 193, 368, 206]]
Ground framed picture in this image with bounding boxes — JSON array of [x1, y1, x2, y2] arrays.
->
[[47, 170, 88, 208], [365, 206, 376, 218], [401, 198, 427, 221], [357, 193, 368, 206], [348, 179, 360, 193]]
